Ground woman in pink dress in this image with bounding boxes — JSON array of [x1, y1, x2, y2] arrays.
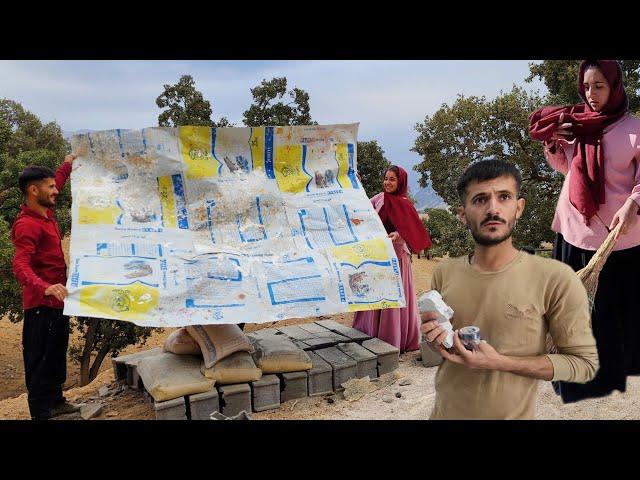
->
[[352, 165, 432, 352], [529, 60, 640, 403]]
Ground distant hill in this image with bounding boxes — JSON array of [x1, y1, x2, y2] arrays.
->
[[411, 184, 447, 211]]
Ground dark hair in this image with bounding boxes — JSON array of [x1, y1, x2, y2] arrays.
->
[[583, 60, 600, 70], [18, 166, 56, 194], [385, 165, 400, 178], [456, 159, 522, 203]]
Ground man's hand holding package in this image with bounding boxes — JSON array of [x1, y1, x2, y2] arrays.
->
[[420, 312, 449, 346], [439, 331, 503, 371], [422, 311, 505, 371]]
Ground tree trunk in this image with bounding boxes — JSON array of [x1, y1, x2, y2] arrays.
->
[[88, 342, 111, 384], [79, 318, 99, 386]]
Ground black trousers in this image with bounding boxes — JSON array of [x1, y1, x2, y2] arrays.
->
[[553, 233, 640, 403], [22, 307, 70, 420]]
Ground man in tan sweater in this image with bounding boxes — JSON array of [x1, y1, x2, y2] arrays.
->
[[422, 159, 598, 419]]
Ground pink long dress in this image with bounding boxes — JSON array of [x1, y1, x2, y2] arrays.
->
[[351, 192, 421, 352]]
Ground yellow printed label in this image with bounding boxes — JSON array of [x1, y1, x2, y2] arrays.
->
[[335, 143, 353, 190], [348, 300, 401, 312], [179, 126, 219, 179], [329, 238, 391, 266], [158, 176, 177, 228], [79, 282, 159, 322], [250, 127, 265, 171], [78, 205, 121, 225], [274, 145, 310, 193]]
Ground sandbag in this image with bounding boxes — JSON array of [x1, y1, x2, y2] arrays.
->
[[136, 351, 214, 402], [249, 334, 312, 373], [201, 351, 262, 384], [163, 328, 201, 355], [186, 324, 253, 369]]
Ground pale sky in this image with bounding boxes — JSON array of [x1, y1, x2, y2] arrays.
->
[[0, 60, 545, 191]]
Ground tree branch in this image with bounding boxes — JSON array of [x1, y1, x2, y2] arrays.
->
[[89, 341, 111, 383]]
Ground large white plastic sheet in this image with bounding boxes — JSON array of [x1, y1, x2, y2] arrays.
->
[[64, 124, 406, 326]]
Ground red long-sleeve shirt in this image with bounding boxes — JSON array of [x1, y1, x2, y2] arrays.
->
[[11, 161, 72, 310]]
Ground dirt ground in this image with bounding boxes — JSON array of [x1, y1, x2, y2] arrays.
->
[[2, 257, 639, 420]]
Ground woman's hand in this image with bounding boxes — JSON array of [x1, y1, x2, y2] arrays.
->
[[388, 231, 400, 242], [610, 198, 640, 239], [549, 122, 575, 141]]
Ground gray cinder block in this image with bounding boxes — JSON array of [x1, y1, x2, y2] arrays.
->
[[314, 347, 357, 391], [218, 384, 252, 417], [154, 396, 187, 420], [251, 375, 280, 412], [279, 371, 308, 402], [420, 341, 443, 367], [337, 342, 378, 379], [306, 352, 333, 396], [189, 389, 220, 420], [314, 320, 371, 342], [361, 338, 400, 376]]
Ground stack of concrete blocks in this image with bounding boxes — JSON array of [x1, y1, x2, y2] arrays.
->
[[112, 320, 401, 420]]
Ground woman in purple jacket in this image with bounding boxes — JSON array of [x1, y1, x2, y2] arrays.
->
[[530, 60, 640, 402]]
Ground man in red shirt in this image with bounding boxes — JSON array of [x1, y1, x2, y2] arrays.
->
[[11, 154, 79, 420]]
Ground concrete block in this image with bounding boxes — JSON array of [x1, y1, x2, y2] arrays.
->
[[218, 384, 252, 417], [114, 347, 163, 367], [112, 358, 127, 381], [276, 325, 315, 341], [113, 347, 163, 387], [301, 336, 339, 350], [337, 342, 378, 379], [251, 375, 280, 412], [246, 328, 281, 339], [315, 320, 371, 342], [129, 364, 143, 390], [189, 389, 220, 420], [292, 340, 312, 351], [306, 352, 333, 396], [314, 347, 357, 391], [297, 323, 351, 344], [143, 386, 154, 404], [420, 342, 444, 367], [278, 371, 308, 402], [154, 396, 187, 420], [362, 338, 400, 376]]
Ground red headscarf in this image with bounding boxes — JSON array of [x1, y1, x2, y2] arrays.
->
[[379, 166, 432, 252], [529, 60, 629, 224]]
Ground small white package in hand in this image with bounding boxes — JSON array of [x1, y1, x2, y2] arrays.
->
[[418, 290, 454, 349]]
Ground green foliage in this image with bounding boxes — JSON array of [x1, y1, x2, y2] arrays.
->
[[242, 77, 315, 127], [1, 99, 159, 385], [356, 140, 391, 197], [76, 318, 154, 357], [423, 208, 474, 258], [526, 60, 640, 114], [413, 87, 563, 254], [156, 75, 231, 127], [0, 100, 72, 322], [0, 218, 22, 322], [0, 99, 68, 158]]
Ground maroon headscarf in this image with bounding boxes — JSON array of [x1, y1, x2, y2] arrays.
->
[[379, 166, 432, 252], [529, 60, 629, 224]]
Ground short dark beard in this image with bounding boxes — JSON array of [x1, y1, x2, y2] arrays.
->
[[469, 215, 515, 246], [37, 195, 55, 209]]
